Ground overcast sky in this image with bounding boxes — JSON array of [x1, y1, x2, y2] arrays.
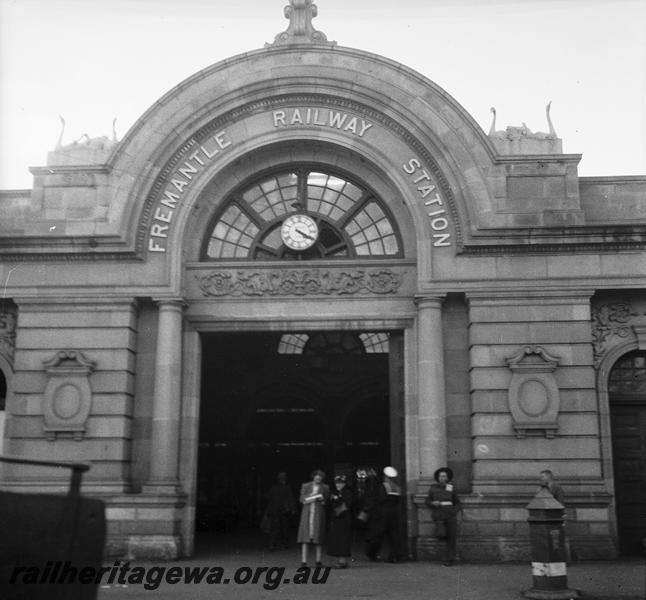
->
[[1, 0, 645, 190]]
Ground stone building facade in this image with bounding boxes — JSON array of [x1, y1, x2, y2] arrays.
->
[[0, 2, 645, 561]]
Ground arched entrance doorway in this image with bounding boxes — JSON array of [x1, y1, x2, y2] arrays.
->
[[609, 350, 646, 555], [195, 330, 397, 538]]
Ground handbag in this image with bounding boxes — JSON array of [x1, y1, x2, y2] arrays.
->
[[334, 502, 348, 517]]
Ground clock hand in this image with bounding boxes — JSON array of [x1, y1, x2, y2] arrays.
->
[[296, 228, 315, 240]]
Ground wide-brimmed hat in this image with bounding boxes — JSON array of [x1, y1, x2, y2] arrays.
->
[[383, 466, 398, 478], [433, 467, 453, 482]]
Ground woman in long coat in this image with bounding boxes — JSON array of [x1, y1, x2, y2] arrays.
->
[[296, 469, 330, 566], [327, 475, 353, 568]]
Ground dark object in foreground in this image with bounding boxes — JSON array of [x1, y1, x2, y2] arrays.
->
[[0, 455, 106, 600]]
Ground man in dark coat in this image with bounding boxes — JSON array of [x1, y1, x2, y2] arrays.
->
[[425, 467, 461, 566], [365, 466, 403, 563], [265, 471, 295, 550]]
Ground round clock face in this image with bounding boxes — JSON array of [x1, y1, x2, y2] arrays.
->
[[280, 214, 319, 251]]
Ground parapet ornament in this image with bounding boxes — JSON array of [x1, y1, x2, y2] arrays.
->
[[267, 0, 336, 47], [42, 349, 96, 441], [488, 102, 562, 154], [506, 345, 561, 439]]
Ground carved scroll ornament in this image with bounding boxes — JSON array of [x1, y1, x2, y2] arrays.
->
[[197, 268, 404, 297], [591, 302, 638, 367]]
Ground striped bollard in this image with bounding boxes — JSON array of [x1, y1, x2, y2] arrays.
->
[[524, 488, 578, 599]]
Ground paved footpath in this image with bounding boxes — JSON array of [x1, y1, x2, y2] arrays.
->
[[94, 536, 645, 600]]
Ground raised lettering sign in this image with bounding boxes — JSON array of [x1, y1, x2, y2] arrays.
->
[[272, 108, 373, 137], [148, 131, 233, 253], [403, 158, 451, 247]]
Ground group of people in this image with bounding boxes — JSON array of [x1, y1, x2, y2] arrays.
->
[[263, 465, 406, 568], [263, 466, 565, 568]]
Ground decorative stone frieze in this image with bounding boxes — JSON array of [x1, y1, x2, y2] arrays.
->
[[506, 346, 561, 439], [0, 308, 17, 362], [591, 302, 639, 367], [42, 350, 96, 441], [196, 268, 404, 297]]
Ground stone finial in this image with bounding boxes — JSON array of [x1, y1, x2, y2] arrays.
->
[[266, 0, 336, 47]]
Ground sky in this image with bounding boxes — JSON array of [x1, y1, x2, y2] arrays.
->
[[1, 0, 645, 190]]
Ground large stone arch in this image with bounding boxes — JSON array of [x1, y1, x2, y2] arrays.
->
[[103, 45, 497, 270]]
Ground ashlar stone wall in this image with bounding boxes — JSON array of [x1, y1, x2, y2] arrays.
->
[[4, 299, 137, 493]]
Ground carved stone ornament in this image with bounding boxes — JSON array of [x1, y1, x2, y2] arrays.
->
[[0, 308, 17, 362], [42, 350, 96, 441], [267, 0, 336, 47], [197, 268, 404, 297], [506, 346, 561, 439], [591, 302, 638, 367]]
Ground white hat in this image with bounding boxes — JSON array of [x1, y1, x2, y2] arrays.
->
[[383, 466, 398, 478]]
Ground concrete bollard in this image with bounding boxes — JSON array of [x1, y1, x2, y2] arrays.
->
[[523, 488, 579, 599]]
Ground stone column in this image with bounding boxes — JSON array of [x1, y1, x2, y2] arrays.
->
[[144, 299, 185, 494], [416, 296, 447, 476]]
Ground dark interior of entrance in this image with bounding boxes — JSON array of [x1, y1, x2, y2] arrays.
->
[[196, 331, 396, 534]]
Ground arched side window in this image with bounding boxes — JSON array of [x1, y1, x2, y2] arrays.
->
[[202, 168, 402, 260], [608, 351, 646, 397]]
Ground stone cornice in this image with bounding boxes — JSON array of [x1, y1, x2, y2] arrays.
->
[[0, 233, 142, 262], [0, 189, 31, 198], [458, 235, 646, 255], [494, 153, 582, 165], [0, 249, 141, 262], [29, 165, 110, 175], [579, 175, 646, 184]]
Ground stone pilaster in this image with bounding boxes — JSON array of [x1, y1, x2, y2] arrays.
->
[[143, 299, 185, 494], [415, 296, 447, 476]]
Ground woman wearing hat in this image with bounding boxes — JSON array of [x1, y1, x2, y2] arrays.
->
[[364, 466, 403, 563], [296, 469, 330, 566], [327, 475, 353, 568], [425, 467, 462, 566]]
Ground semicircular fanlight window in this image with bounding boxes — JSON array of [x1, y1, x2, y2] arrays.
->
[[203, 168, 401, 260]]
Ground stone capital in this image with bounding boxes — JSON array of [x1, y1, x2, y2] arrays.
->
[[414, 295, 444, 310], [153, 298, 187, 311]]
